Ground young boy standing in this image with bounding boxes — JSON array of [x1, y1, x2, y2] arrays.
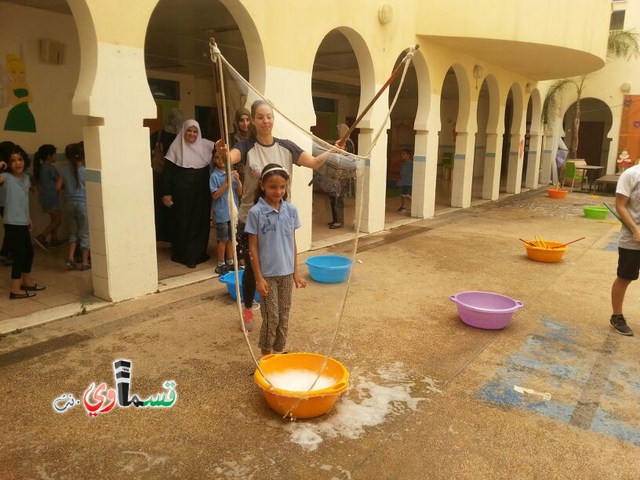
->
[[610, 162, 640, 336], [210, 154, 242, 275], [397, 149, 413, 213]]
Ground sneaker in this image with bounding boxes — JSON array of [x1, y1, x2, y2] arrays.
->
[[34, 235, 49, 251], [242, 308, 254, 332], [65, 259, 76, 270], [214, 265, 227, 275], [79, 264, 91, 271], [397, 206, 407, 212], [610, 315, 634, 336]]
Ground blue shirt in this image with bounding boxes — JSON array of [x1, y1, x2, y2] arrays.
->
[[245, 198, 301, 277], [397, 159, 413, 187], [209, 168, 240, 223], [59, 164, 86, 203], [0, 172, 30, 225], [38, 163, 60, 207]]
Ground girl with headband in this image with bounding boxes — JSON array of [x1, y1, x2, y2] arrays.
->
[[245, 163, 306, 351]]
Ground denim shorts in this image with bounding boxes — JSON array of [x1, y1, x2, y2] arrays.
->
[[215, 221, 231, 243]]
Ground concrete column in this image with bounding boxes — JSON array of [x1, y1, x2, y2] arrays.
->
[[69, 0, 158, 301], [263, 67, 316, 251], [358, 126, 388, 233], [505, 133, 524, 194], [524, 133, 542, 189], [541, 134, 558, 185], [482, 133, 503, 200], [412, 129, 437, 218], [451, 131, 475, 208]]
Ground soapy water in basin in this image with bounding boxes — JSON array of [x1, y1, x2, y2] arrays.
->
[[266, 369, 337, 392]]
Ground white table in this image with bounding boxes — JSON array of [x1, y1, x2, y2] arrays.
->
[[576, 165, 604, 192]]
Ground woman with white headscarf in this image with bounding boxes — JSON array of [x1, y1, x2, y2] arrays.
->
[[161, 119, 213, 268]]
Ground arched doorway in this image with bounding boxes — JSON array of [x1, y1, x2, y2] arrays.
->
[[474, 80, 491, 201], [437, 67, 459, 210], [386, 53, 418, 224], [145, 0, 252, 279], [309, 29, 361, 243], [564, 97, 613, 166]]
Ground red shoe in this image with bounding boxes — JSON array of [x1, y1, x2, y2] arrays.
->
[[242, 308, 254, 332]]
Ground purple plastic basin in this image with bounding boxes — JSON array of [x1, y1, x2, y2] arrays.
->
[[449, 291, 523, 330]]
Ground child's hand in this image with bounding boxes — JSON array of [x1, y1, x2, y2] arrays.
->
[[215, 140, 229, 157], [293, 273, 306, 288], [256, 278, 269, 297], [231, 170, 240, 182], [0, 161, 6, 170]]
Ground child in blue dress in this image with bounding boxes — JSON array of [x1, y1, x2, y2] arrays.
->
[[0, 145, 46, 299], [33, 144, 62, 250], [245, 164, 306, 351]]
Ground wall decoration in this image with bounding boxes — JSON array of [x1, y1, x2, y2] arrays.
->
[[3, 53, 36, 133]]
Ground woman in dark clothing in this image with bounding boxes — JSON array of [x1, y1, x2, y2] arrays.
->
[[151, 108, 184, 242], [161, 119, 213, 268], [229, 107, 252, 147]]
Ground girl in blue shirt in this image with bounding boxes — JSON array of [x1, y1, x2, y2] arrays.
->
[[0, 145, 46, 299], [33, 144, 62, 250], [246, 164, 306, 353], [56, 142, 90, 270]]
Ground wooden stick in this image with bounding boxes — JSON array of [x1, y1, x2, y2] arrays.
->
[[339, 45, 419, 144], [550, 236, 585, 249], [519, 238, 536, 247]]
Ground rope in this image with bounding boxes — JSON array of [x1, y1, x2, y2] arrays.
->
[[209, 39, 268, 384], [209, 42, 417, 416]]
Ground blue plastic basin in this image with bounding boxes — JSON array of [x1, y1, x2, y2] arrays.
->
[[305, 255, 353, 283], [219, 270, 260, 302]]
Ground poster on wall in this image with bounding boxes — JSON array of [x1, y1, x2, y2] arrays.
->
[[618, 94, 640, 164], [1, 52, 37, 133]]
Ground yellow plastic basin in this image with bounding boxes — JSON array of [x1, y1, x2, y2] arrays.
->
[[524, 240, 567, 263], [254, 352, 349, 419]]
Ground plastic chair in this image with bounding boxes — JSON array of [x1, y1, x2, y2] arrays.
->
[[441, 152, 453, 181], [562, 161, 587, 191]]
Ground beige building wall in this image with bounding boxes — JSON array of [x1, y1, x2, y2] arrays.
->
[[0, 3, 84, 151], [0, 0, 614, 302], [537, 0, 640, 175]]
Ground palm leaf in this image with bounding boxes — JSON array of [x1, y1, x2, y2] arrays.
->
[[541, 79, 577, 128], [607, 29, 640, 60]]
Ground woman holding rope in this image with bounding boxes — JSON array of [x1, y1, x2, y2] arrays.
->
[[215, 99, 337, 332]]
